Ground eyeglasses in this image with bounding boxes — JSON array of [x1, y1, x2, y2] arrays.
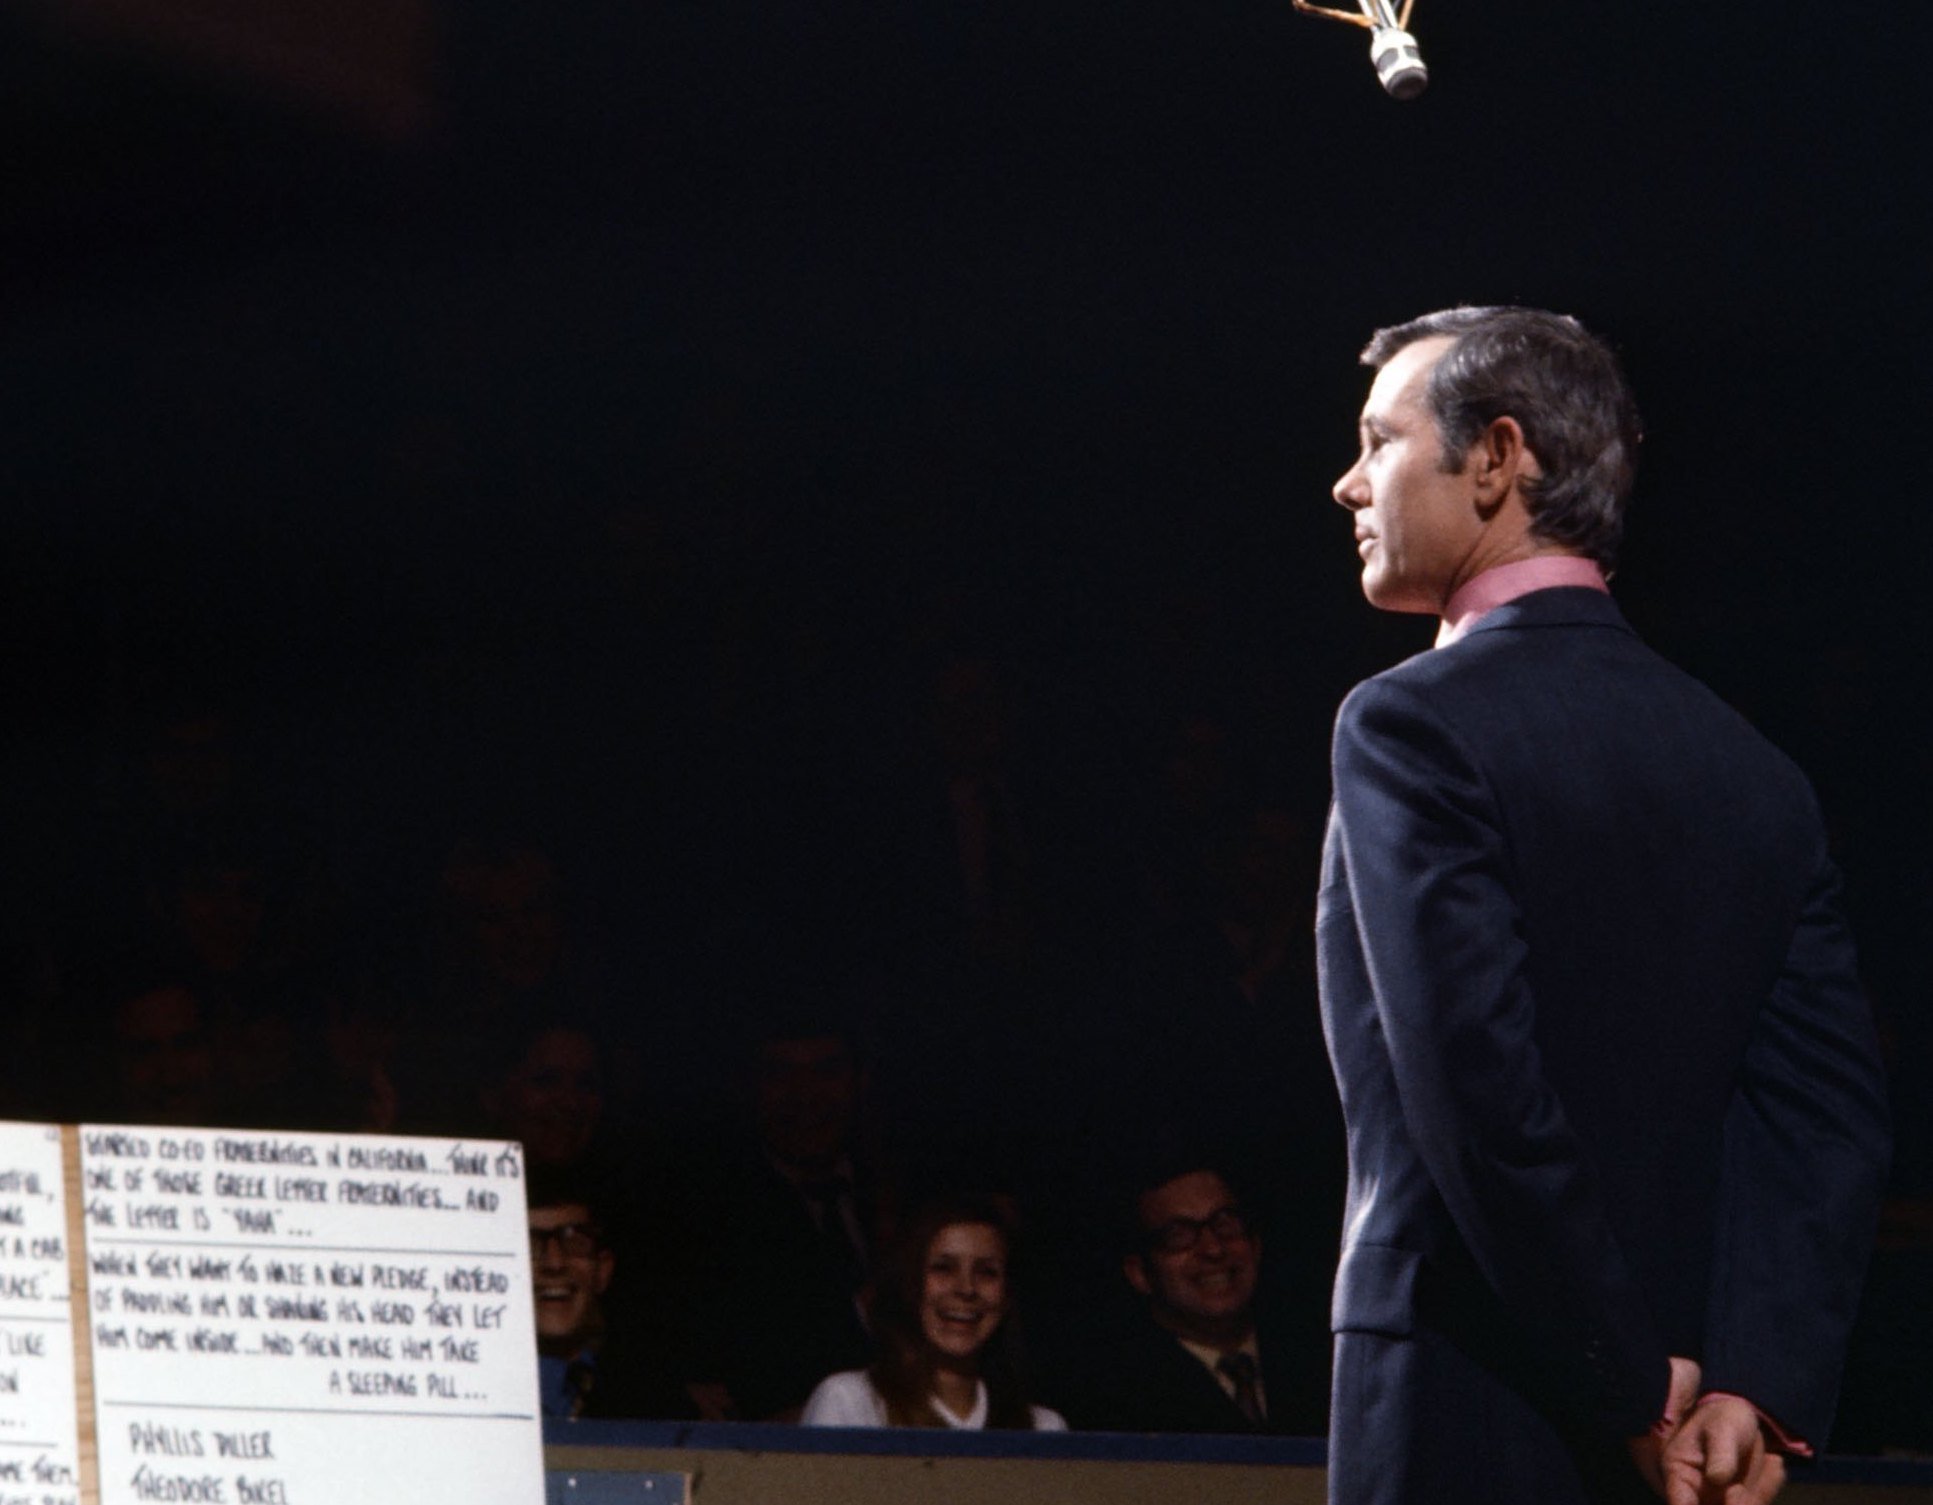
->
[[1146, 1206, 1250, 1255], [529, 1223, 600, 1259]]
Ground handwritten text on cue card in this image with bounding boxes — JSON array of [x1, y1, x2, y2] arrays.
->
[[81, 1127, 539, 1505], [0, 1123, 80, 1505]]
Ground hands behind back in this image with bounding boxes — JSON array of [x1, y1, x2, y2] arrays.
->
[[1629, 1356, 1704, 1498], [1660, 1395, 1786, 1505]]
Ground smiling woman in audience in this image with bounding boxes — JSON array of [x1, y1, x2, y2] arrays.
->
[[800, 1194, 1065, 1431]]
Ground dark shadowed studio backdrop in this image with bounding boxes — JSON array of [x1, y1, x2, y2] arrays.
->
[[1, 0, 1929, 1454]]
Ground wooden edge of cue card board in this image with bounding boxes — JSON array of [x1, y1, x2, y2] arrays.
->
[[62, 1125, 101, 1505]]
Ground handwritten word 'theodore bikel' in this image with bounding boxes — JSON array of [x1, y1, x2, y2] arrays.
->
[[129, 1464, 290, 1503]]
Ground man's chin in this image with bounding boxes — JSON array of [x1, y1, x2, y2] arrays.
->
[[1362, 579, 1437, 616], [536, 1312, 588, 1347]]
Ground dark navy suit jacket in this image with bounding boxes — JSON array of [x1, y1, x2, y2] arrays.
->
[[1050, 1306, 1329, 1437], [1317, 588, 1888, 1505]]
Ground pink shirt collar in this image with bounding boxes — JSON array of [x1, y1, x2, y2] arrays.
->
[[1435, 555, 1609, 646]]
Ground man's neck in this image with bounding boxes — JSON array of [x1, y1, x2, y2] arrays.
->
[[538, 1332, 600, 1361], [1436, 553, 1608, 646], [1153, 1308, 1255, 1355]]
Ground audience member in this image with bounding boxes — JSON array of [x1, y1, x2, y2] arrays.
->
[[1049, 1158, 1326, 1436], [121, 798, 337, 998], [481, 1020, 607, 1171], [434, 837, 568, 1001], [527, 1172, 696, 1421], [470, 1014, 681, 1293], [99, 975, 226, 1128], [1107, 776, 1346, 1309], [91, 815, 346, 1132], [854, 651, 1050, 972], [680, 1012, 879, 1421], [801, 1193, 1063, 1431], [412, 831, 612, 1126], [302, 969, 410, 1133]]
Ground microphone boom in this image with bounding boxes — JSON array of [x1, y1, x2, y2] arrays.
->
[[1290, 0, 1429, 99]]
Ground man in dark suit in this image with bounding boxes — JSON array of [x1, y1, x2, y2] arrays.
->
[[1053, 1161, 1328, 1435], [1316, 307, 1888, 1505], [684, 1016, 875, 1420]]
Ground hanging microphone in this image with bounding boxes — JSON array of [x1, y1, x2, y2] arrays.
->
[[1367, 9, 1427, 99], [1291, 0, 1429, 100]]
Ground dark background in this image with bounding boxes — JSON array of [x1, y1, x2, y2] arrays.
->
[[1, 0, 1929, 1447]]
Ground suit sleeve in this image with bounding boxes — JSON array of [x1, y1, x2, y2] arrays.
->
[[1332, 676, 1669, 1436], [1700, 844, 1889, 1447]]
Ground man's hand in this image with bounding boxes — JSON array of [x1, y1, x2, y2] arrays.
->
[[1661, 1395, 1786, 1505], [1629, 1356, 1703, 1498]]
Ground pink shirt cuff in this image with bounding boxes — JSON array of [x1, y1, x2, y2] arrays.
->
[[1696, 1392, 1814, 1459]]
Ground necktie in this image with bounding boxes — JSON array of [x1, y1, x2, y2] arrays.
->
[[801, 1178, 866, 1295], [1218, 1351, 1264, 1426], [564, 1356, 596, 1420]]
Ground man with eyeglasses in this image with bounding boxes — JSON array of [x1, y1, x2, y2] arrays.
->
[[528, 1179, 695, 1421], [1053, 1164, 1327, 1435]]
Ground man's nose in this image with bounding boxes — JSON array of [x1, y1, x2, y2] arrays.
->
[[1333, 460, 1366, 509]]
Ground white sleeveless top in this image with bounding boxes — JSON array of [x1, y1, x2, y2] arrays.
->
[[800, 1369, 1066, 1431]]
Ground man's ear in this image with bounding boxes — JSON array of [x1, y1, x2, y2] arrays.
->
[[1471, 415, 1540, 506], [593, 1249, 615, 1297], [1123, 1253, 1152, 1298]]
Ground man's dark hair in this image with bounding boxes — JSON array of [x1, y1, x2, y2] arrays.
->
[[1115, 1150, 1246, 1255], [524, 1166, 609, 1234], [1362, 306, 1641, 571]]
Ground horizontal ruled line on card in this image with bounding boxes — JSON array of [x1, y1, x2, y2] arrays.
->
[[0, 1313, 73, 1322], [86, 1240, 517, 1257], [0, 1440, 64, 1449], [99, 1401, 533, 1422]]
